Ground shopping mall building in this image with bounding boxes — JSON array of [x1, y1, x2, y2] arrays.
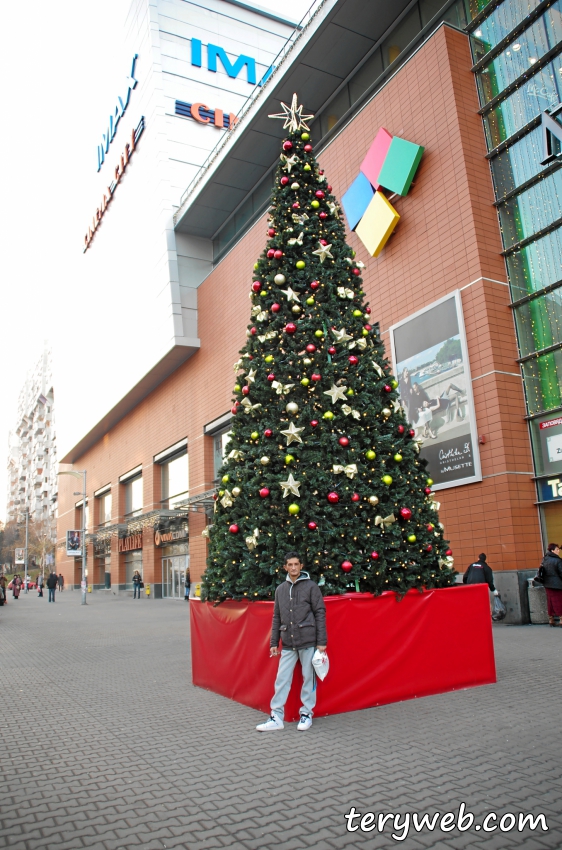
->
[[57, 0, 562, 621]]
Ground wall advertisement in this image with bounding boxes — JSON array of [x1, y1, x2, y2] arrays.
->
[[66, 530, 82, 557], [389, 291, 481, 490]]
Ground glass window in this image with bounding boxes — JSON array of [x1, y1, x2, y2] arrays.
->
[[319, 86, 352, 138], [522, 348, 562, 413], [489, 124, 559, 198], [97, 492, 112, 527], [507, 225, 562, 299], [515, 287, 562, 356], [475, 4, 562, 104], [483, 55, 562, 148], [214, 429, 232, 480], [124, 550, 143, 588], [498, 168, 562, 247], [161, 453, 189, 509], [471, 0, 543, 56], [349, 49, 383, 105], [420, 0, 449, 26], [382, 6, 422, 69], [125, 476, 143, 517]]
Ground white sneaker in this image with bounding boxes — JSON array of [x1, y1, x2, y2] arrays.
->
[[297, 714, 312, 731], [256, 714, 284, 731]]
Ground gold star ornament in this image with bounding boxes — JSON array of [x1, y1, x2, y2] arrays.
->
[[324, 384, 348, 404], [279, 473, 301, 498], [280, 422, 305, 445], [269, 93, 314, 133], [312, 242, 334, 263]]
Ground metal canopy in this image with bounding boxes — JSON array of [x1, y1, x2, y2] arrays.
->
[[174, 0, 412, 240]]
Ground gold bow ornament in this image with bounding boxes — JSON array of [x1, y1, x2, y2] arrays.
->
[[337, 287, 355, 299], [332, 463, 358, 479], [245, 528, 260, 551], [375, 513, 396, 531]]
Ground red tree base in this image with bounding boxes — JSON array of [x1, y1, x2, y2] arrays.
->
[[190, 585, 496, 721]]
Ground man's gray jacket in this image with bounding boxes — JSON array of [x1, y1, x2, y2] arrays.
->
[[270, 571, 327, 651]]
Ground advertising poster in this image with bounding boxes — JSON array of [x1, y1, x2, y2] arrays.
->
[[15, 548, 25, 564], [66, 530, 82, 556], [389, 291, 481, 490]]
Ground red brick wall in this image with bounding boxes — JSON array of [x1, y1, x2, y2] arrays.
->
[[57, 26, 542, 587]]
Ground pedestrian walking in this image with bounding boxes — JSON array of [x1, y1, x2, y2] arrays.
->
[[132, 569, 143, 599], [46, 571, 58, 603], [12, 575, 21, 599], [256, 551, 327, 732], [58, 573, 64, 591], [539, 543, 562, 627], [184, 568, 191, 601], [37, 573, 44, 598], [463, 553, 499, 595]]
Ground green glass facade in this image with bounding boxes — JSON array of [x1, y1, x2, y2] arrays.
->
[[471, 0, 562, 538]]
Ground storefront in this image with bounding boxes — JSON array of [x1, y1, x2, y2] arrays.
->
[[155, 524, 189, 599]]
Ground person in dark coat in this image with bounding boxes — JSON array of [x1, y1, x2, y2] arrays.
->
[[463, 553, 499, 596], [46, 571, 58, 602], [540, 543, 562, 627], [256, 551, 327, 733]]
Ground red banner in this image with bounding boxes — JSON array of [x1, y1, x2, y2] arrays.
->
[[190, 585, 496, 722]]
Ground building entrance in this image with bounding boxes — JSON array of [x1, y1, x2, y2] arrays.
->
[[162, 555, 188, 599]]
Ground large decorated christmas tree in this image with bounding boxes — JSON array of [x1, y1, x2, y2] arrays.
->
[[202, 95, 455, 602]]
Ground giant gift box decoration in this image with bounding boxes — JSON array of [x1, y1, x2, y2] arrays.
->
[[191, 585, 496, 721]]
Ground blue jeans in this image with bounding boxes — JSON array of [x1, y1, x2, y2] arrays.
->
[[271, 647, 316, 722], [48, 588, 55, 602], [133, 585, 141, 598]]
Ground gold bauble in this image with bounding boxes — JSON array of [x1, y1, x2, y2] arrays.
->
[[368, 495, 379, 506], [232, 487, 241, 497], [286, 402, 299, 414]]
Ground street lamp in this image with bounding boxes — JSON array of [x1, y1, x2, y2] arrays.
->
[[57, 469, 87, 605]]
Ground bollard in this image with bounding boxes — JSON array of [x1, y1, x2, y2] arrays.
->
[[145, 583, 150, 597], [87, 585, 92, 593]]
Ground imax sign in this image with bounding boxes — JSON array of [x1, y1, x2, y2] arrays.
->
[[190, 39, 274, 87]]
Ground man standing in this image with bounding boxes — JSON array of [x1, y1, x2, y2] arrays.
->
[[46, 571, 58, 603], [58, 573, 64, 592], [256, 551, 327, 732]]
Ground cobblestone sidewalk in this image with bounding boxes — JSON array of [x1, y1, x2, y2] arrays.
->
[[0, 590, 559, 850]]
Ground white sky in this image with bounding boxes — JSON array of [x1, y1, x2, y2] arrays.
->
[[0, 0, 313, 523]]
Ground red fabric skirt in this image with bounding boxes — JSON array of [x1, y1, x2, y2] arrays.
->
[[545, 588, 562, 617]]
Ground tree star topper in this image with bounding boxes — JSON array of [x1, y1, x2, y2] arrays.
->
[[269, 93, 314, 133], [280, 421, 305, 445], [279, 473, 301, 498]]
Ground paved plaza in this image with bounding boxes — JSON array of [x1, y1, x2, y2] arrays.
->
[[0, 589, 560, 850]]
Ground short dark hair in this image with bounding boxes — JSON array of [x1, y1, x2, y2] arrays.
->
[[478, 553, 486, 561], [284, 551, 302, 564], [547, 543, 560, 552]]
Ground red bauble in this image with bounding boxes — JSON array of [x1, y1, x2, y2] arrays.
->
[[371, 551, 380, 560], [310, 419, 319, 428], [304, 144, 312, 152], [341, 560, 353, 573], [352, 268, 360, 276], [292, 202, 300, 209], [425, 545, 433, 552], [319, 169, 324, 175], [409, 429, 415, 437], [338, 436, 349, 447], [213, 494, 218, 501], [327, 492, 339, 504], [351, 492, 360, 502], [424, 487, 432, 495], [426, 523, 434, 531], [252, 281, 261, 292], [271, 303, 280, 313], [310, 280, 320, 290], [283, 140, 293, 151], [307, 521, 317, 530], [231, 405, 238, 414], [399, 507, 412, 520], [365, 306, 371, 314], [273, 249, 283, 260], [311, 373, 321, 381], [364, 324, 372, 331], [268, 228, 276, 236], [229, 524, 239, 534], [384, 384, 392, 393], [348, 355, 358, 365], [250, 327, 257, 335], [267, 249, 275, 258], [264, 428, 273, 437], [267, 373, 275, 381], [306, 344, 317, 353], [280, 176, 289, 186], [446, 549, 453, 556], [328, 346, 336, 355], [319, 211, 327, 220], [319, 238, 328, 246], [259, 488, 270, 498], [315, 190, 325, 199], [241, 385, 250, 396], [398, 425, 405, 435], [285, 323, 297, 334]]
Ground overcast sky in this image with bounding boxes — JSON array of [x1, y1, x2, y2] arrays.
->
[[0, 0, 313, 523]]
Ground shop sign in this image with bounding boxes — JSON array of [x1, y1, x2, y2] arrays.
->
[[84, 116, 145, 252], [154, 526, 188, 547], [540, 103, 562, 165], [118, 533, 143, 552], [190, 39, 274, 87], [538, 477, 562, 502], [175, 100, 238, 130], [341, 127, 424, 257], [97, 55, 139, 172]]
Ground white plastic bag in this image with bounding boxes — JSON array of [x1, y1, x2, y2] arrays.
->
[[312, 649, 330, 681]]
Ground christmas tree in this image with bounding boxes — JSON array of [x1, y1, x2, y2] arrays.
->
[[202, 95, 455, 602]]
